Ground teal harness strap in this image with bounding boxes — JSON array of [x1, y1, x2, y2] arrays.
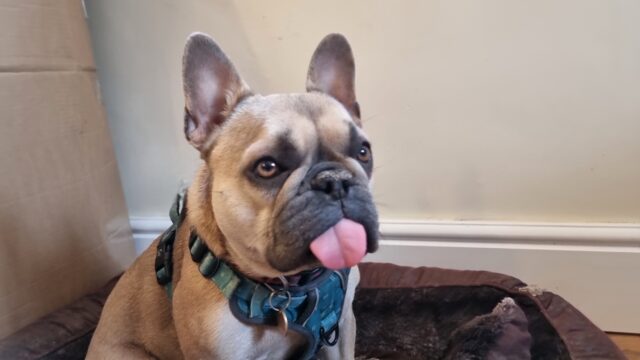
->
[[155, 194, 350, 360], [154, 192, 185, 298]]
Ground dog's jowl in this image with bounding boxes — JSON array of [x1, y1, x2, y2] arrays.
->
[[88, 33, 378, 360]]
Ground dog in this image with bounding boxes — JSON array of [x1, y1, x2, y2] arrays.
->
[[87, 32, 379, 359]]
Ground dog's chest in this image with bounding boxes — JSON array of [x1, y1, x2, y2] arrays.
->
[[209, 308, 306, 359]]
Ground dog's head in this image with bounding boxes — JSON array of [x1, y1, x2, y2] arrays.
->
[[182, 33, 378, 278]]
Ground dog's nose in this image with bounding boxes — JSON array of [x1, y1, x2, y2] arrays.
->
[[310, 165, 353, 200]]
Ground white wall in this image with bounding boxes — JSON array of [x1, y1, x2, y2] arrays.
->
[[86, 0, 640, 223], [86, 1, 640, 331]]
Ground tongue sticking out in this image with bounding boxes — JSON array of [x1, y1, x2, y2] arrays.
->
[[309, 219, 367, 270]]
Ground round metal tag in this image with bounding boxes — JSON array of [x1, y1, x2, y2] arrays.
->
[[277, 310, 289, 335]]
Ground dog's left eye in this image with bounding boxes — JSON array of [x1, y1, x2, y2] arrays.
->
[[357, 144, 371, 163], [255, 158, 281, 178]]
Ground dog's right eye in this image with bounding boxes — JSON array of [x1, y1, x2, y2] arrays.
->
[[255, 158, 281, 179]]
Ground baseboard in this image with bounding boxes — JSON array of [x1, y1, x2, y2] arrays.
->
[[129, 216, 640, 332], [129, 217, 168, 254]]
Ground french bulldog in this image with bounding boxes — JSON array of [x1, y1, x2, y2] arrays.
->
[[88, 32, 379, 359]]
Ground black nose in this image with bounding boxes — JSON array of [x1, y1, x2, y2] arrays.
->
[[309, 165, 353, 200]]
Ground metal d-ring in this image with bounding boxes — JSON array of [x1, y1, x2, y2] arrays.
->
[[320, 325, 340, 346], [268, 289, 292, 312]]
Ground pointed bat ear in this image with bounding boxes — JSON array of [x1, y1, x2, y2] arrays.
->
[[306, 34, 361, 124], [182, 33, 251, 152]]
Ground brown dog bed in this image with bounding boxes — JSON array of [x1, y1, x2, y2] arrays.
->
[[354, 263, 624, 359], [0, 263, 624, 359]]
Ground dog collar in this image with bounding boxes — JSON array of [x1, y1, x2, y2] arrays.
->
[[155, 192, 349, 360]]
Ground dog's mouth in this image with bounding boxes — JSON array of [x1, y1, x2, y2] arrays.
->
[[267, 215, 377, 273], [268, 180, 379, 273], [309, 218, 367, 270]]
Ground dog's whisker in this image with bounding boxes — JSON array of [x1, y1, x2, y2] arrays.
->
[[361, 114, 379, 124], [373, 202, 389, 209]]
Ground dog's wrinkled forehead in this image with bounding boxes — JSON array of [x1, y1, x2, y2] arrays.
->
[[219, 92, 361, 163]]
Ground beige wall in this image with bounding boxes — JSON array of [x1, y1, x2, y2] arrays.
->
[[86, 0, 640, 223]]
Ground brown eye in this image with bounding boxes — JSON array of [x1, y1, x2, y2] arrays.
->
[[255, 158, 280, 178], [357, 145, 371, 163]]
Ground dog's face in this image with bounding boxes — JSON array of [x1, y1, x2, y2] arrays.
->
[[182, 33, 378, 277]]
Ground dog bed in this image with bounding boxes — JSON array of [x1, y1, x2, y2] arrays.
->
[[0, 263, 624, 359], [354, 263, 624, 359]]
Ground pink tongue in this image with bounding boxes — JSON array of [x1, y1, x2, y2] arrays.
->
[[310, 219, 367, 270]]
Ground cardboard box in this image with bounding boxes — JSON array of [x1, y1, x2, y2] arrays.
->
[[0, 0, 135, 338]]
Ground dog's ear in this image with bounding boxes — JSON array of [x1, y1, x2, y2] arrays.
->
[[306, 34, 361, 124], [182, 33, 251, 152]]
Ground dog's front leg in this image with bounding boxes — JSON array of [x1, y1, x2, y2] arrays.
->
[[318, 267, 360, 360]]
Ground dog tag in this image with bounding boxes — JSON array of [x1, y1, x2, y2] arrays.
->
[[277, 310, 289, 335], [267, 286, 291, 335]]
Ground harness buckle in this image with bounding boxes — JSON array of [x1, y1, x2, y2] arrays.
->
[[155, 227, 175, 285], [155, 191, 185, 287]]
